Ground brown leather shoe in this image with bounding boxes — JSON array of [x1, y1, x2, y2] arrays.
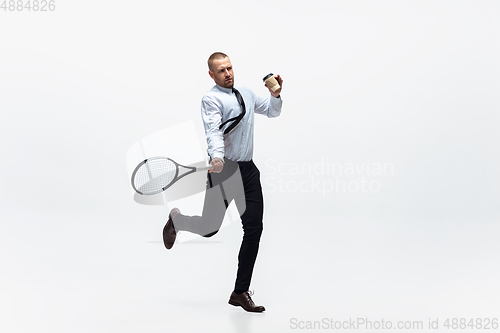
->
[[163, 208, 179, 250], [228, 291, 265, 312]]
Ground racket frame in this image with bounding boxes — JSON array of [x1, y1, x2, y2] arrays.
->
[[131, 157, 210, 195]]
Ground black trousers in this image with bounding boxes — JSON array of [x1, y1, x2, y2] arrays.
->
[[172, 159, 264, 292]]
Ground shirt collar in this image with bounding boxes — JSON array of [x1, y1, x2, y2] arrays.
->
[[215, 84, 233, 94]]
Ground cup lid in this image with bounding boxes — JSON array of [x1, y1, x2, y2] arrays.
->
[[263, 73, 274, 81]]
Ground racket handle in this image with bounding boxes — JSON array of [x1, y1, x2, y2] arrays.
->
[[197, 166, 212, 171]]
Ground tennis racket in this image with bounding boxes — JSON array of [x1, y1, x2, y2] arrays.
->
[[131, 157, 211, 195]]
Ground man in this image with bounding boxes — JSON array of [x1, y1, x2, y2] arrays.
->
[[163, 52, 283, 312]]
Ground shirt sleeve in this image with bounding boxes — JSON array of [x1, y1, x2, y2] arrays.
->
[[201, 95, 225, 160], [254, 92, 282, 118]]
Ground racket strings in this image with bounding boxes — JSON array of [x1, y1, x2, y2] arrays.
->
[[134, 159, 177, 195]]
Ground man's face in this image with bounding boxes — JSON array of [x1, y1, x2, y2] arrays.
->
[[209, 57, 234, 88]]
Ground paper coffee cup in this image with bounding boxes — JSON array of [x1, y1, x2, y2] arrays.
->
[[263, 73, 280, 92]]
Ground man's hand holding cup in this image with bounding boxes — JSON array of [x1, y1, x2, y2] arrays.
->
[[263, 73, 283, 98]]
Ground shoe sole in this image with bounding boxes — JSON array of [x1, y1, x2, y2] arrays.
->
[[228, 300, 265, 312], [163, 217, 176, 250]]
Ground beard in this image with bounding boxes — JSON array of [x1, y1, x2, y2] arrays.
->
[[222, 77, 234, 88]]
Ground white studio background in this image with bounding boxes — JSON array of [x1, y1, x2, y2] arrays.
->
[[1, 1, 499, 332]]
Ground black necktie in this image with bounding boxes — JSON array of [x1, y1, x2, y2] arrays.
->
[[219, 87, 246, 135]]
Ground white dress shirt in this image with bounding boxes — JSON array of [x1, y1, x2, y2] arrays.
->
[[201, 84, 282, 162]]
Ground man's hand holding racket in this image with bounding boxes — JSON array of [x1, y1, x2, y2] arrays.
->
[[209, 157, 224, 173]]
